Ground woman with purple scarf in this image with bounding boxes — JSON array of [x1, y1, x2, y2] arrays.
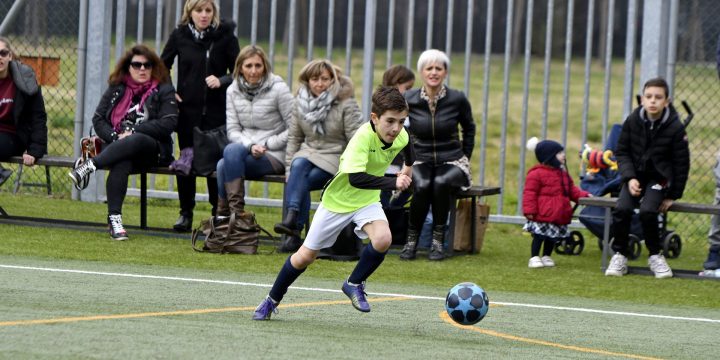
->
[[69, 44, 178, 241]]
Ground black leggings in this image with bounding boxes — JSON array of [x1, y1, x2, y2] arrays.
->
[[531, 234, 556, 257], [408, 162, 468, 231], [92, 133, 158, 215]]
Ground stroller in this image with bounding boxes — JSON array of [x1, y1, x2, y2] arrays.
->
[[556, 101, 693, 259]]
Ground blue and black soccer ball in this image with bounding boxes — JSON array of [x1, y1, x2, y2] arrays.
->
[[445, 282, 489, 325]]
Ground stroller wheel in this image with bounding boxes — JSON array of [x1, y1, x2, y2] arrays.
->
[[568, 231, 585, 255], [554, 238, 568, 255], [628, 234, 642, 260], [662, 232, 682, 259]]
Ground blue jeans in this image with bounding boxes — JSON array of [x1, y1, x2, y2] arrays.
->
[[216, 142, 278, 199], [284, 157, 333, 229]]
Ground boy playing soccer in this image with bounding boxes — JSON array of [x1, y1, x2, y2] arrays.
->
[[605, 77, 690, 279], [253, 86, 414, 320]]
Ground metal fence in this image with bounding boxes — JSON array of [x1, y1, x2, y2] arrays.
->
[[1, 0, 719, 249]]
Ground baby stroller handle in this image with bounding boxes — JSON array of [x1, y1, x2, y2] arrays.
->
[[680, 100, 693, 128]]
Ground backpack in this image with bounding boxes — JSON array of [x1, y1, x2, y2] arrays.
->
[[191, 211, 271, 254]]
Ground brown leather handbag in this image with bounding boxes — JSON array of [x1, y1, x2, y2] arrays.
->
[[191, 211, 271, 254]]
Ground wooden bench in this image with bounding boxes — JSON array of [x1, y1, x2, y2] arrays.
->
[[0, 155, 284, 230], [577, 197, 720, 279]]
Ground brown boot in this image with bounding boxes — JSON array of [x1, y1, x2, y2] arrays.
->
[[217, 198, 230, 217], [225, 178, 245, 214]]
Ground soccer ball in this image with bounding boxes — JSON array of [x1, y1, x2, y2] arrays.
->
[[445, 282, 489, 325]]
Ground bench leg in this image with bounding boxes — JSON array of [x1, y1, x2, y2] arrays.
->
[[601, 207, 612, 272], [45, 165, 52, 195], [446, 196, 457, 256], [140, 172, 147, 229], [470, 195, 477, 254]]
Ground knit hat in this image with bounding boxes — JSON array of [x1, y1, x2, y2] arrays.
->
[[527, 137, 564, 167]]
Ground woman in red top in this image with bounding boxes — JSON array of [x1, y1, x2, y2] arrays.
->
[[523, 138, 590, 268]]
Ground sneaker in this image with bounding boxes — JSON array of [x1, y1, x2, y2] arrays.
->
[[0, 167, 12, 187], [68, 159, 96, 190], [605, 253, 628, 276], [342, 280, 370, 312], [528, 256, 544, 268], [252, 296, 278, 320], [648, 254, 673, 279], [108, 214, 129, 241], [541, 256, 555, 267]]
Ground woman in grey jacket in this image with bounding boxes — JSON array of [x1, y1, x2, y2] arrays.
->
[[274, 59, 364, 252], [215, 45, 293, 217]]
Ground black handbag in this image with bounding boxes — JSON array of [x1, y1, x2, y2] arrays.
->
[[192, 125, 229, 176]]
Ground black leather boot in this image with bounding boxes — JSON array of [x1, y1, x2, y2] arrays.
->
[[704, 244, 720, 270], [173, 214, 193, 232], [399, 227, 420, 260], [278, 234, 303, 253], [428, 225, 446, 261], [274, 208, 300, 236]]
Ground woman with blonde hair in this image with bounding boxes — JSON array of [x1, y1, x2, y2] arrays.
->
[[161, 0, 240, 232], [273, 59, 364, 252], [214, 45, 293, 218]]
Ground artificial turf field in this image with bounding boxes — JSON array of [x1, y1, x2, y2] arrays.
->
[[1, 255, 718, 359]]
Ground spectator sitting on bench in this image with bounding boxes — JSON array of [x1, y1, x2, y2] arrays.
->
[[273, 59, 364, 253], [0, 37, 48, 187], [605, 77, 690, 279], [214, 45, 293, 219], [69, 44, 178, 241], [399, 49, 476, 261]]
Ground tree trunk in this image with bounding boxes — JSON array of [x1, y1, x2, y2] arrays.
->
[[511, 0, 526, 60], [597, 0, 608, 60]]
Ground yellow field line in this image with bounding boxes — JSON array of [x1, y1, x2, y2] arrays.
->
[[0, 296, 412, 327], [439, 311, 663, 360]]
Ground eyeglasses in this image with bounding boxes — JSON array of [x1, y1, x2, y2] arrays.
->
[[0, 49, 11, 58], [130, 61, 153, 70]]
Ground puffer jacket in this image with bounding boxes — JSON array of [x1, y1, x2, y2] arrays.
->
[[226, 73, 294, 162], [615, 105, 690, 200], [285, 75, 364, 174], [523, 164, 590, 225], [161, 20, 239, 131], [7, 61, 47, 159], [404, 86, 475, 164], [91, 82, 179, 165]]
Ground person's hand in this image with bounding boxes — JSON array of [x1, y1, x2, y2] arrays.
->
[[395, 174, 412, 191], [175, 93, 183, 103], [526, 214, 535, 221], [118, 130, 133, 140], [659, 199, 674, 213], [628, 178, 642, 196], [22, 153, 35, 166], [398, 165, 412, 179], [251, 144, 267, 158], [206, 75, 221, 89]]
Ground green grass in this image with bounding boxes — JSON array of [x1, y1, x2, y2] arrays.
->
[[1, 191, 718, 310]]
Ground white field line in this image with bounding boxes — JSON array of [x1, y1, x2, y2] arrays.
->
[[2, 264, 719, 324]]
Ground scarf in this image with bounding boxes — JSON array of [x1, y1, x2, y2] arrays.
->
[[111, 75, 158, 132], [420, 85, 447, 115], [296, 85, 336, 135], [236, 74, 271, 101], [188, 22, 214, 40]]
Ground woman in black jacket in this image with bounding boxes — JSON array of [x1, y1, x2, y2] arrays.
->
[[0, 37, 48, 186], [69, 44, 178, 241], [399, 49, 476, 261], [161, 0, 240, 232]]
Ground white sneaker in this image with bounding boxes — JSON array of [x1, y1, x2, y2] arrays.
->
[[541, 256, 555, 267], [648, 254, 673, 279], [528, 256, 544, 268], [605, 253, 628, 276]]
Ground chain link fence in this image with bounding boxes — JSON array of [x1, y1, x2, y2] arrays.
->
[[671, 0, 720, 249], [0, 0, 78, 196]]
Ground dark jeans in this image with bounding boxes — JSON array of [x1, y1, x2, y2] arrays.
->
[[284, 157, 332, 229], [0, 132, 24, 159], [611, 180, 666, 256], [408, 162, 467, 232], [92, 133, 158, 216], [216, 142, 280, 199]]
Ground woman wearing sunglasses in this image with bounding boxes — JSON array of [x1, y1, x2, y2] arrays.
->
[[69, 44, 178, 241], [0, 37, 48, 187]]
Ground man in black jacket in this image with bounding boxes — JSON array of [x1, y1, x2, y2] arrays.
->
[[605, 77, 690, 279]]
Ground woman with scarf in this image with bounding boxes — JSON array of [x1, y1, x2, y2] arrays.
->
[[399, 49, 476, 261], [69, 44, 178, 241], [161, 0, 240, 232], [215, 45, 293, 219], [273, 59, 364, 252]]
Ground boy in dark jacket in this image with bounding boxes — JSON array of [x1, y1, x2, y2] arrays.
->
[[605, 77, 690, 279]]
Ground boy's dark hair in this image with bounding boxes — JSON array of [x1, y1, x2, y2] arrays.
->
[[371, 86, 408, 116], [643, 77, 669, 97]]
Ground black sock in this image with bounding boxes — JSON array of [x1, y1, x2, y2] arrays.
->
[[531, 234, 543, 257], [348, 243, 387, 284], [269, 256, 305, 303], [542, 237, 555, 256]]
